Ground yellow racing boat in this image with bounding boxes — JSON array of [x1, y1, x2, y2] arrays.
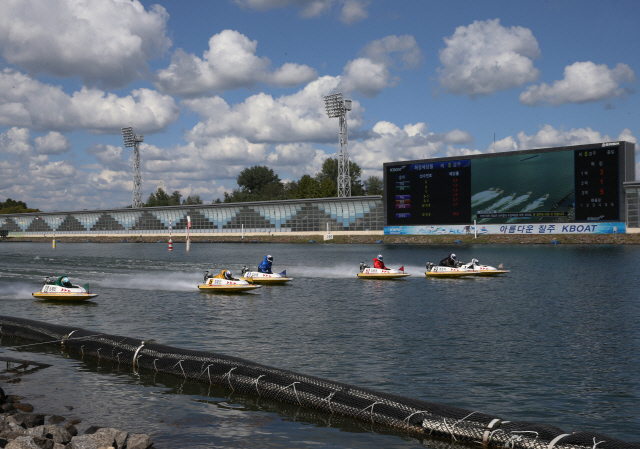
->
[[424, 263, 475, 278], [32, 276, 98, 301], [240, 267, 293, 284], [199, 270, 261, 292], [357, 263, 410, 279]]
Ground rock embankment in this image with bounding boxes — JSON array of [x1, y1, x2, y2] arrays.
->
[[0, 387, 153, 449]]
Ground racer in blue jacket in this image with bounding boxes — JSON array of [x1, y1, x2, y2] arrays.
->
[[258, 255, 273, 273]]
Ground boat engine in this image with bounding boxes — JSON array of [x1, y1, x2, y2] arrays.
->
[[241, 266, 249, 276], [359, 262, 369, 273], [425, 262, 434, 271]]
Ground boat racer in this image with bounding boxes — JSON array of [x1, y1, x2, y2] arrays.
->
[[373, 255, 388, 270], [55, 276, 74, 287], [439, 254, 457, 267], [211, 270, 236, 280], [258, 255, 273, 274]]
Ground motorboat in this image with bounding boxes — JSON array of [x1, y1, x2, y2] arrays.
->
[[240, 266, 293, 284], [357, 262, 410, 279], [425, 262, 475, 278], [462, 259, 509, 276], [32, 276, 98, 301], [199, 271, 261, 292]]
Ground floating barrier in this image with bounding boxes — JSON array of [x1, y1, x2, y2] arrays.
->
[[0, 316, 637, 449]]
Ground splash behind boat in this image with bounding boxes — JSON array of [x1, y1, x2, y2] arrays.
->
[[240, 266, 293, 284], [425, 262, 474, 278], [357, 263, 410, 279], [463, 259, 509, 276], [199, 271, 261, 292], [32, 276, 98, 301]]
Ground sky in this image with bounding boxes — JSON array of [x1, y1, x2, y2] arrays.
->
[[0, 0, 638, 212]]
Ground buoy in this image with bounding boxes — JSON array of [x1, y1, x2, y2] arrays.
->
[[168, 237, 173, 251], [52, 238, 56, 249]]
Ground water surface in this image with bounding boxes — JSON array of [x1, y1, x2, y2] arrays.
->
[[1, 242, 639, 447]]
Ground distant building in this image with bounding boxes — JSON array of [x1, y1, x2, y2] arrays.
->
[[0, 196, 383, 237]]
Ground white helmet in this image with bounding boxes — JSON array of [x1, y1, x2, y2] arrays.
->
[[450, 254, 456, 259], [225, 270, 232, 279], [377, 254, 383, 261], [267, 255, 273, 262]]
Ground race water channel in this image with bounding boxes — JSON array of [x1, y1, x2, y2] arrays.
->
[[1, 241, 639, 448]]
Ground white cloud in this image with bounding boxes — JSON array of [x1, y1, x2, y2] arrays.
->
[[233, 0, 335, 18], [340, 0, 370, 24], [34, 132, 71, 155], [360, 35, 423, 70], [349, 121, 473, 169], [0, 0, 171, 88], [520, 62, 636, 106], [437, 19, 540, 98], [0, 68, 180, 133], [482, 125, 636, 153], [0, 127, 32, 155], [86, 144, 129, 171], [338, 35, 423, 97], [339, 58, 395, 98], [184, 76, 361, 144], [155, 30, 318, 96]]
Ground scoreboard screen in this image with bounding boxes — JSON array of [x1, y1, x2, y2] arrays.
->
[[384, 142, 633, 226]]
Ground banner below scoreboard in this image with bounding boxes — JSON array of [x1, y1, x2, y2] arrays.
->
[[384, 222, 626, 235]]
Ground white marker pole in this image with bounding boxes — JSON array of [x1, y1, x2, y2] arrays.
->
[[474, 220, 477, 239], [168, 219, 173, 251], [186, 216, 191, 252]]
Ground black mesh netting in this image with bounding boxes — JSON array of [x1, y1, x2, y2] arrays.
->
[[1, 315, 637, 449]]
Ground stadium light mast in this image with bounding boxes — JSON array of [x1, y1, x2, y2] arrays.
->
[[324, 93, 352, 197], [121, 126, 144, 208]]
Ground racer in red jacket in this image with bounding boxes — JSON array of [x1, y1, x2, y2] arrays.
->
[[373, 254, 388, 270]]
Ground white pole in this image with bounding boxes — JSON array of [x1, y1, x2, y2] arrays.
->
[[242, 223, 244, 239], [474, 220, 477, 238], [168, 219, 173, 251], [186, 215, 191, 252]]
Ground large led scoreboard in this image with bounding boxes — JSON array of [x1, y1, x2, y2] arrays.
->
[[384, 142, 635, 234]]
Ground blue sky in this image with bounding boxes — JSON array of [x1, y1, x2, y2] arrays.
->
[[0, 0, 638, 211]]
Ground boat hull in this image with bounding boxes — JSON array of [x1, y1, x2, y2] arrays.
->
[[240, 272, 292, 284], [357, 267, 410, 279], [357, 272, 411, 279], [199, 277, 261, 292], [425, 265, 474, 278], [198, 284, 261, 292], [467, 269, 509, 276], [32, 292, 98, 301]]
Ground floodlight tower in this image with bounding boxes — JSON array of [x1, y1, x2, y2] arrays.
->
[[121, 127, 144, 208], [324, 93, 352, 197]]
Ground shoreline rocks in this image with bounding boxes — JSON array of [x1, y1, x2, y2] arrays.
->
[[0, 387, 153, 449]]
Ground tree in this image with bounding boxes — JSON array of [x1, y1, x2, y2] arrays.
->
[[237, 166, 281, 194], [294, 175, 321, 199], [144, 187, 181, 207], [183, 194, 203, 205], [0, 198, 39, 214], [315, 158, 363, 196], [363, 176, 383, 195], [170, 190, 182, 205]]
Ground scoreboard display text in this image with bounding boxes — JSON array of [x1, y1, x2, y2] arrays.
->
[[385, 144, 622, 226]]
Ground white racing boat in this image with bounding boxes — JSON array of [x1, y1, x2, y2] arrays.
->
[[357, 262, 410, 279], [240, 266, 293, 284], [462, 259, 509, 276], [425, 262, 474, 278], [199, 270, 261, 292], [32, 276, 98, 301]]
